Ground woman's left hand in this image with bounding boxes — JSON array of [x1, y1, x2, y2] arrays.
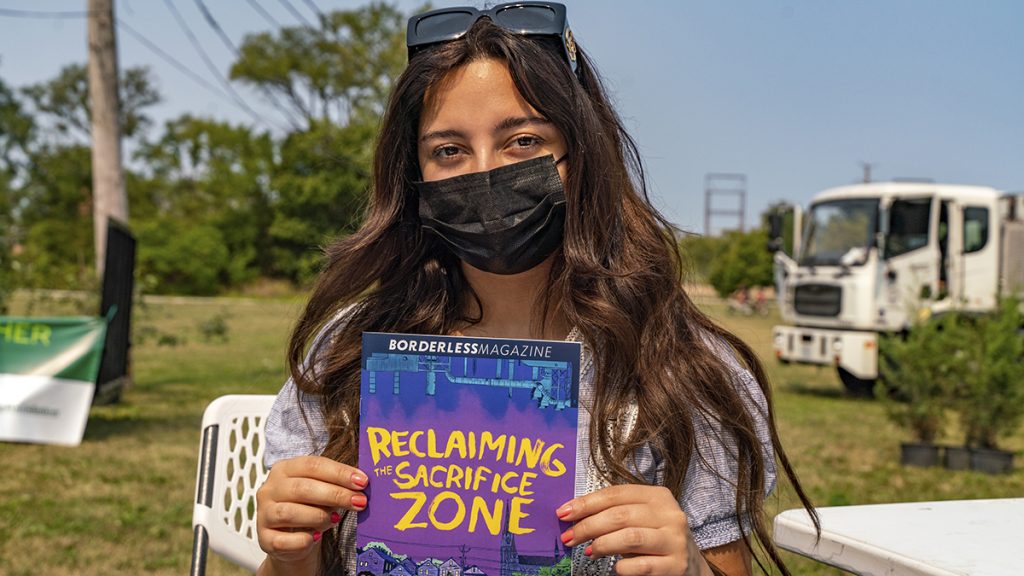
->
[[557, 484, 710, 576]]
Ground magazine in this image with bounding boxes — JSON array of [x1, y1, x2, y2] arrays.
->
[[357, 331, 581, 576]]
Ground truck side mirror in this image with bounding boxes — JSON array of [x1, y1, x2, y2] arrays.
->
[[767, 213, 783, 253], [768, 213, 783, 240]]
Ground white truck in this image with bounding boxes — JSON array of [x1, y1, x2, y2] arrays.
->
[[769, 182, 1024, 394]]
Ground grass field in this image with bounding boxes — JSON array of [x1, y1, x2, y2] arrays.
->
[[1, 292, 1021, 575]]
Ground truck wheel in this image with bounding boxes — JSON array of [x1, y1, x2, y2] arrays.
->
[[837, 367, 876, 397]]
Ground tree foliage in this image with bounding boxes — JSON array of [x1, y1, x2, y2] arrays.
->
[[681, 228, 774, 297], [1, 2, 410, 296]]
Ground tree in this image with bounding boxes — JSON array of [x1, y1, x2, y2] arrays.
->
[[21, 63, 160, 142], [133, 115, 275, 292], [0, 74, 35, 311], [707, 228, 774, 297], [268, 119, 373, 282], [230, 2, 407, 129]]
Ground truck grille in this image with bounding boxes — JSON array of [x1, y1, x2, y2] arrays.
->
[[794, 284, 841, 316]]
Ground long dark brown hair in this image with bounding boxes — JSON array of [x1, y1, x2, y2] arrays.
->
[[288, 18, 816, 575]]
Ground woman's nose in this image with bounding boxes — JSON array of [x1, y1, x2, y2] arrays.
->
[[470, 152, 504, 174]]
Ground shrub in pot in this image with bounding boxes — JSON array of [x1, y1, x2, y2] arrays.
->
[[878, 312, 964, 467], [952, 298, 1024, 473]]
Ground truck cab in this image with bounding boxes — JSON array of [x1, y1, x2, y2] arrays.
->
[[771, 183, 1018, 394]]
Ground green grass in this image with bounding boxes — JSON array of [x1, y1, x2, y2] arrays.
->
[[1, 293, 1021, 575]]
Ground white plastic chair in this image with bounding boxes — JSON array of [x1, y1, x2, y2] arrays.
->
[[191, 394, 277, 575]]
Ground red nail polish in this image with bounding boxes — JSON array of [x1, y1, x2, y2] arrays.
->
[[584, 545, 592, 557], [560, 529, 574, 545], [331, 511, 342, 524], [351, 493, 368, 508], [352, 473, 367, 488], [313, 531, 322, 542], [556, 503, 572, 519]]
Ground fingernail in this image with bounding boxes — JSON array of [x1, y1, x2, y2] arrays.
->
[[584, 545, 592, 557], [351, 493, 367, 508], [556, 502, 572, 519], [560, 529, 574, 545], [331, 511, 342, 524], [351, 473, 367, 488], [313, 531, 322, 542]]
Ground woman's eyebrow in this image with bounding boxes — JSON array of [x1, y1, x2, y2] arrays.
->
[[419, 128, 465, 143], [494, 115, 551, 132]]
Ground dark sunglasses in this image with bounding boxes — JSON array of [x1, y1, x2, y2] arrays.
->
[[406, 1, 579, 76]]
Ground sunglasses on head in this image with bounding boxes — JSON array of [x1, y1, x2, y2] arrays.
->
[[406, 1, 579, 76]]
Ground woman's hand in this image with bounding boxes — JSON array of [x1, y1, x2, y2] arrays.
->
[[255, 456, 368, 572], [557, 485, 713, 576]]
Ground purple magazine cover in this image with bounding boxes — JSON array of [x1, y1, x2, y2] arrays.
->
[[357, 332, 580, 576]]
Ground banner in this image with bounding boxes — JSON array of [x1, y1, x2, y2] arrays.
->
[[0, 316, 108, 446]]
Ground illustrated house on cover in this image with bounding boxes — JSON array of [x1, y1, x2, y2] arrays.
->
[[389, 561, 417, 576], [357, 547, 401, 576], [439, 558, 462, 576], [417, 560, 440, 576], [464, 566, 487, 576]]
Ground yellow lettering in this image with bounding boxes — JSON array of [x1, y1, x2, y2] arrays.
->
[[427, 429, 444, 458], [366, 427, 392, 466], [518, 471, 537, 496], [409, 431, 426, 458], [14, 323, 30, 345], [498, 471, 519, 495], [540, 443, 567, 477], [392, 431, 410, 458], [446, 465, 464, 489], [479, 432, 506, 461], [33, 324, 51, 346], [515, 437, 545, 468], [508, 497, 535, 535], [444, 431, 467, 459], [392, 461, 416, 489], [429, 465, 447, 488], [468, 496, 503, 535], [472, 466, 491, 492], [392, 492, 428, 530], [428, 491, 465, 531]]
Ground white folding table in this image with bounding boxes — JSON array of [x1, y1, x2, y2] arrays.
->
[[773, 498, 1024, 575]]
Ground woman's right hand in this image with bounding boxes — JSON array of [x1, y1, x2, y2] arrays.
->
[[256, 455, 369, 572]]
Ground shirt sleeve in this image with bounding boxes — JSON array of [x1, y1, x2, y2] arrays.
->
[[263, 307, 354, 470], [263, 375, 329, 469], [679, 366, 777, 550]]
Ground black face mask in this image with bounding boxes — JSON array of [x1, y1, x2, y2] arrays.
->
[[416, 155, 567, 275]]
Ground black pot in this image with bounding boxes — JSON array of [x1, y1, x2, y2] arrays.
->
[[944, 445, 972, 470], [971, 448, 1014, 474], [900, 442, 942, 467]]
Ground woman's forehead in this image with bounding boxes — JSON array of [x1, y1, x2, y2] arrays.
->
[[419, 58, 541, 134]]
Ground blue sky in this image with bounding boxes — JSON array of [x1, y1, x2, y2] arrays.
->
[[2, 1, 1022, 234]]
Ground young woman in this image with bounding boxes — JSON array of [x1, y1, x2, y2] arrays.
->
[[255, 4, 816, 575]]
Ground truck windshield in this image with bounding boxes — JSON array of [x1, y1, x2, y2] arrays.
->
[[800, 198, 878, 266]]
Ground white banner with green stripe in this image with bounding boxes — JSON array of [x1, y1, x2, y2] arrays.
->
[[0, 316, 108, 446]]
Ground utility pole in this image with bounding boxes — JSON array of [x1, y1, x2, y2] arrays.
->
[[860, 161, 874, 183], [88, 0, 128, 278], [704, 173, 747, 236]]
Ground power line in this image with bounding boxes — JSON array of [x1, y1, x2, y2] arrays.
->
[[115, 19, 238, 113], [160, 0, 275, 130], [300, 0, 324, 20], [192, 0, 302, 128], [0, 8, 95, 19], [275, 0, 314, 27], [244, 0, 281, 28]]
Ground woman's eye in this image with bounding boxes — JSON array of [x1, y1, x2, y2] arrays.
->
[[432, 145, 462, 159], [513, 135, 541, 148]]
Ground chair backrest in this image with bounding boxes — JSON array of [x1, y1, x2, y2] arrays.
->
[[191, 394, 277, 575]]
